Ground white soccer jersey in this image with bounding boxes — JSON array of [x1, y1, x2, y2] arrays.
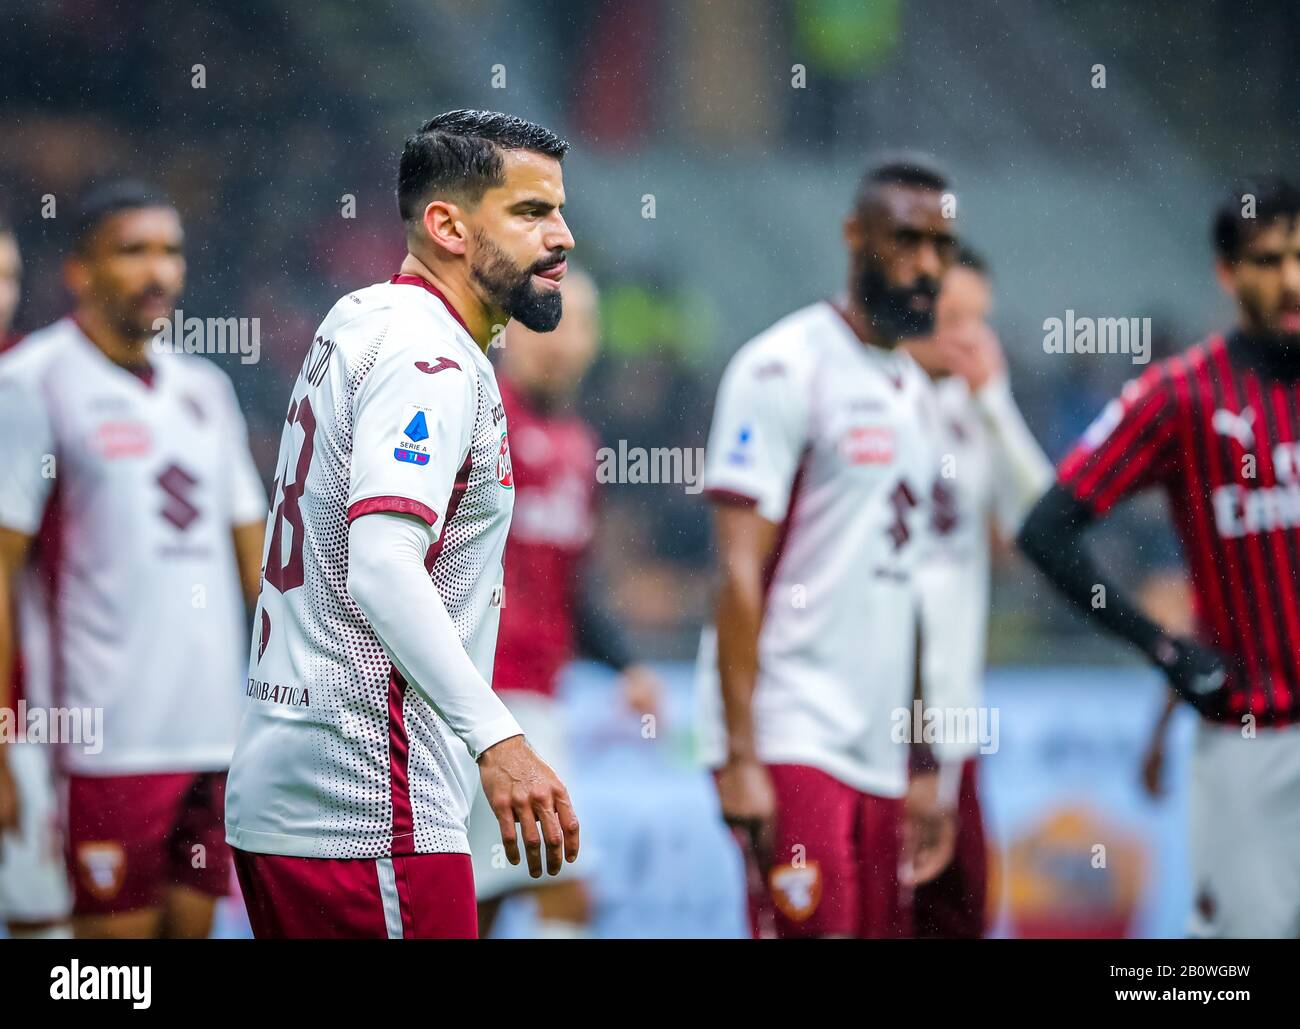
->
[[0, 318, 267, 775], [695, 301, 941, 798], [916, 374, 1051, 760], [225, 275, 515, 860], [915, 377, 996, 761]]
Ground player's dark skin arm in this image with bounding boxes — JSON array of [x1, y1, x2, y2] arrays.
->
[[711, 500, 780, 836], [232, 520, 265, 607], [0, 524, 34, 832], [1016, 484, 1228, 714]]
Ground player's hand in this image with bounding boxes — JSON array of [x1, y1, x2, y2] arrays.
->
[[1152, 636, 1230, 718], [478, 734, 579, 878], [902, 771, 958, 886], [0, 747, 19, 836], [717, 757, 776, 867], [937, 321, 1006, 392], [619, 664, 661, 721]]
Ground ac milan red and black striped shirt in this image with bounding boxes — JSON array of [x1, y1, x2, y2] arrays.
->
[[1058, 332, 1300, 727]]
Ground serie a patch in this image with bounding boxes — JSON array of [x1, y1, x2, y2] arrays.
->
[[394, 404, 432, 466]]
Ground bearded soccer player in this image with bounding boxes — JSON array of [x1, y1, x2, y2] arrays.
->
[[697, 158, 958, 939], [902, 248, 1053, 937], [1018, 176, 1300, 938], [470, 268, 660, 937], [0, 183, 267, 939], [225, 110, 580, 939]]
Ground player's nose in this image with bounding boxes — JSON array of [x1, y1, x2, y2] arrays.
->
[[546, 212, 575, 254]]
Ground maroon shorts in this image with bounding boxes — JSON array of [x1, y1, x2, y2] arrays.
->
[[232, 850, 477, 939], [726, 763, 910, 939], [913, 757, 988, 938], [66, 771, 230, 916]]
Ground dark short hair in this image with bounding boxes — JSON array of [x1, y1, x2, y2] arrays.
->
[[954, 244, 988, 277], [854, 152, 950, 215], [397, 109, 569, 224], [1213, 175, 1300, 262], [71, 180, 174, 252]]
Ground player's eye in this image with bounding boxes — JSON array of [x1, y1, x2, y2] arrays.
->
[[1246, 253, 1283, 268]]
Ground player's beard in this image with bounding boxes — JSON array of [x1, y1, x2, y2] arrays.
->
[[470, 231, 564, 332], [856, 262, 940, 344]]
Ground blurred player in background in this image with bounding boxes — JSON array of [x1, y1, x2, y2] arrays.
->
[[471, 267, 661, 938], [225, 110, 579, 939], [902, 247, 1053, 937], [0, 214, 74, 939], [697, 157, 957, 938], [1018, 176, 1300, 938], [0, 182, 266, 938]]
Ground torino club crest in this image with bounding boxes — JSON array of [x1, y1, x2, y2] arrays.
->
[[497, 432, 514, 489]]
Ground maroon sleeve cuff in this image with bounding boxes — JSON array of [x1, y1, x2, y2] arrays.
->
[[346, 496, 439, 526], [703, 487, 759, 509]]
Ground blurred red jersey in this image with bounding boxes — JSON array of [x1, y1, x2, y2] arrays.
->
[[492, 375, 599, 697]]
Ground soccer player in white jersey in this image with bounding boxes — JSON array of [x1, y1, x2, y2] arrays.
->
[[225, 110, 580, 939], [901, 247, 1053, 937], [697, 158, 959, 938], [0, 183, 267, 939]]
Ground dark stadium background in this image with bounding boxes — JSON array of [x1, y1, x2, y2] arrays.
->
[[2, 0, 1297, 937]]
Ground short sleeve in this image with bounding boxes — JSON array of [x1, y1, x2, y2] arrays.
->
[[1057, 364, 1178, 517], [218, 373, 268, 527], [701, 346, 811, 523], [347, 339, 476, 531], [0, 369, 56, 535]]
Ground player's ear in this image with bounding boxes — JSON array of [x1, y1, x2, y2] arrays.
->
[[63, 252, 89, 300], [1212, 257, 1237, 298], [843, 213, 864, 250], [421, 199, 468, 257]]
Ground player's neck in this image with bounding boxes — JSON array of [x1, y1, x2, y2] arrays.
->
[[398, 253, 496, 352], [73, 308, 152, 370], [834, 296, 892, 351]]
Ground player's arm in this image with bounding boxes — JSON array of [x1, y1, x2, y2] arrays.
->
[[905, 613, 957, 885], [0, 526, 33, 832], [701, 344, 809, 838], [232, 522, 264, 607], [0, 372, 53, 832], [945, 320, 1053, 540], [1016, 371, 1227, 715], [347, 511, 575, 875], [712, 500, 781, 833], [1140, 689, 1179, 798], [219, 374, 269, 606], [347, 342, 577, 877]]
